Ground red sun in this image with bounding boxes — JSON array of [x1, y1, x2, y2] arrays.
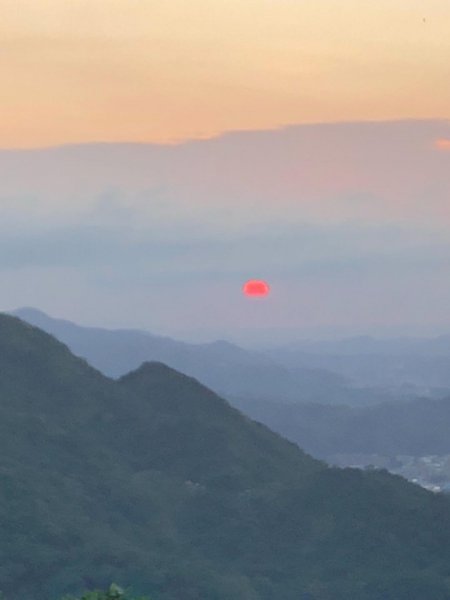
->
[[243, 279, 270, 297]]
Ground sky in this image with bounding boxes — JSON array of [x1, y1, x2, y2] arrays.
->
[[1, 2, 450, 344], [1, 0, 450, 147]]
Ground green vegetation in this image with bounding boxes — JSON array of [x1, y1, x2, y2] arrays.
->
[[61, 583, 149, 600], [4, 583, 150, 600], [2, 313, 450, 599]]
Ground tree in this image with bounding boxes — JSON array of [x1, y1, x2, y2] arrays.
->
[[61, 583, 150, 600]]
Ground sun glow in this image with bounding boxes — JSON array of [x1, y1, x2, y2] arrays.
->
[[243, 280, 270, 297]]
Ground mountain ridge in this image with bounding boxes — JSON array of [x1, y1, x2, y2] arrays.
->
[[11, 308, 409, 407], [2, 313, 450, 598]]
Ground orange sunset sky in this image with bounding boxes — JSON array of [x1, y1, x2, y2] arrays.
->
[[1, 0, 450, 148]]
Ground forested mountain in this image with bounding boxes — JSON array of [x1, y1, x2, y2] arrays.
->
[[2, 313, 450, 599], [10, 308, 411, 407]]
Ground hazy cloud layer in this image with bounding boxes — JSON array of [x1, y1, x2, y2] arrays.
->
[[1, 120, 450, 342]]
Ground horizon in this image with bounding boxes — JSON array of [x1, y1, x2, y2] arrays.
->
[[1, 116, 446, 152], [9, 305, 450, 349]]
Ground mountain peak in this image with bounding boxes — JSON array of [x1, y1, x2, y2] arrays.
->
[[119, 360, 195, 384], [13, 306, 49, 319], [118, 360, 224, 409], [0, 311, 105, 394], [0, 311, 60, 345]]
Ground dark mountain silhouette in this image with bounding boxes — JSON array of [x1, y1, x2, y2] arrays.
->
[[2, 313, 450, 598], [12, 307, 402, 407]]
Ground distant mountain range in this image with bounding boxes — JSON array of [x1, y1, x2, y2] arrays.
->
[[2, 313, 450, 599], [234, 394, 450, 460], [12, 308, 450, 467], [267, 337, 450, 392], [11, 307, 408, 407], [270, 334, 450, 357]]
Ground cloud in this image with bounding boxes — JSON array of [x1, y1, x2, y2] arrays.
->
[[1, 120, 450, 230], [435, 138, 450, 151], [1, 216, 448, 284], [2, 121, 450, 338]]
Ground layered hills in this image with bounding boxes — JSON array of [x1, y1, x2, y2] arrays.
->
[[14, 309, 450, 463], [1, 313, 450, 599], [11, 308, 409, 407], [234, 395, 450, 459], [267, 337, 450, 393]]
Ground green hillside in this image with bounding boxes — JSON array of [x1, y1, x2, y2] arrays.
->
[[1, 313, 450, 599]]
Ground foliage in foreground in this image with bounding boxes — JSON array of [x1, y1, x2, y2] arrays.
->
[[62, 583, 150, 600]]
